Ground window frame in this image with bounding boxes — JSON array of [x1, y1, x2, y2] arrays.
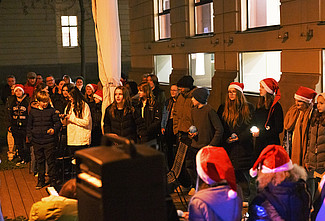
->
[[188, 52, 215, 88], [194, 0, 214, 36], [154, 54, 173, 84], [241, 0, 281, 32], [157, 0, 171, 41], [61, 15, 78, 48], [239, 51, 282, 94]]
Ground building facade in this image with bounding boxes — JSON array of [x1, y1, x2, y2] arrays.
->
[[128, 0, 325, 113]]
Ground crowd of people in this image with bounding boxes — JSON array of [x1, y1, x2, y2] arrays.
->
[[2, 71, 325, 220]]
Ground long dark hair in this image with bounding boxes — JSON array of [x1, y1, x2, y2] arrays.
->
[[109, 86, 134, 118], [223, 89, 251, 127], [66, 87, 87, 118]]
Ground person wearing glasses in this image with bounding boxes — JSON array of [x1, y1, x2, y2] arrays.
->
[[45, 75, 56, 96], [161, 84, 179, 169]]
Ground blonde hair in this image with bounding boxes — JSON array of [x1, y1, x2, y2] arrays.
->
[[257, 165, 307, 190], [223, 89, 251, 128], [36, 91, 50, 103]]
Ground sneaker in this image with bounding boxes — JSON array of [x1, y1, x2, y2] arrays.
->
[[16, 160, 25, 166], [188, 188, 196, 196], [36, 180, 50, 190]]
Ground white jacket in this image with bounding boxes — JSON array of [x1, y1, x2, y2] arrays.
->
[[65, 102, 92, 146]]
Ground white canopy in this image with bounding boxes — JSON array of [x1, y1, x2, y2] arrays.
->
[[92, 0, 121, 121]]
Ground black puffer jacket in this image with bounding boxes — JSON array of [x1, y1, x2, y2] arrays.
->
[[103, 104, 144, 142], [248, 179, 311, 221], [27, 105, 61, 144]]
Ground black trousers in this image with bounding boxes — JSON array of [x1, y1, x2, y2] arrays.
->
[[12, 128, 28, 162], [33, 142, 56, 181]]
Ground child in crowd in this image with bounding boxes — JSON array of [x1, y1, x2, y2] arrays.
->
[[104, 86, 144, 142], [27, 91, 61, 189], [6, 84, 30, 165], [217, 82, 255, 202], [305, 92, 325, 199], [84, 83, 97, 105], [188, 87, 223, 195], [185, 146, 242, 221], [251, 78, 283, 159], [135, 82, 161, 145], [91, 90, 103, 146], [284, 86, 317, 165], [248, 145, 311, 220], [63, 87, 92, 155]]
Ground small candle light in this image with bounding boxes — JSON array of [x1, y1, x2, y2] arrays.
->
[[250, 126, 259, 133]]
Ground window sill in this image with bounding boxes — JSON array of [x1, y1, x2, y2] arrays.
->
[[243, 91, 260, 97], [237, 25, 281, 34], [187, 33, 214, 39], [155, 38, 171, 43]]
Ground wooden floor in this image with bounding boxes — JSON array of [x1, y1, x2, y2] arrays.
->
[[0, 167, 49, 219]]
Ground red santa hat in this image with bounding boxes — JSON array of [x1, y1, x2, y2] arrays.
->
[[294, 86, 317, 103], [14, 84, 24, 94], [93, 90, 103, 101], [196, 146, 237, 199], [86, 84, 98, 93], [260, 78, 281, 129], [250, 145, 293, 178], [228, 82, 244, 93]]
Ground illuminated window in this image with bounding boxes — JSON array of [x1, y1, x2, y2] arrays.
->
[[155, 0, 170, 40], [241, 0, 280, 30], [240, 51, 282, 93], [189, 53, 214, 88], [154, 55, 172, 83], [61, 16, 78, 47], [195, 0, 213, 35]]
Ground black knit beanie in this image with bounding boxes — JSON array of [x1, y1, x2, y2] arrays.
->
[[177, 76, 194, 88], [193, 87, 209, 104]]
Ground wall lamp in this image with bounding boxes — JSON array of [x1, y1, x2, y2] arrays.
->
[[277, 32, 289, 43], [224, 37, 233, 46]]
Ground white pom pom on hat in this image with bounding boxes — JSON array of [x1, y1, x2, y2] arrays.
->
[[250, 145, 293, 178]]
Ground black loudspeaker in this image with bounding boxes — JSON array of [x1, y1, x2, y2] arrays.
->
[[75, 134, 167, 221]]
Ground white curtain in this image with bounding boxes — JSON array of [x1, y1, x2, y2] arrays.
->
[[92, 0, 121, 130]]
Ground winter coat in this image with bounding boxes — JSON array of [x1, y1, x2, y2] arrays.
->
[[27, 105, 61, 145], [161, 97, 176, 129], [305, 113, 325, 170], [191, 104, 224, 149], [133, 99, 161, 143], [29, 195, 78, 221], [104, 104, 144, 142], [173, 87, 196, 134], [217, 103, 255, 170], [24, 83, 35, 97], [188, 185, 242, 221], [6, 94, 30, 130], [152, 86, 166, 111], [51, 93, 69, 114], [248, 179, 311, 221], [251, 102, 284, 159], [65, 102, 92, 146]]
